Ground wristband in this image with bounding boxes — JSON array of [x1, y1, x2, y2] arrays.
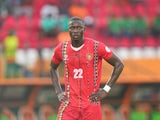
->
[[103, 85, 111, 93]]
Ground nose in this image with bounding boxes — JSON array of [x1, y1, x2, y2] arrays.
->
[[73, 28, 79, 32]]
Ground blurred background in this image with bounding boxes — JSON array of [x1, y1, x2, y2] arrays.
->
[[0, 0, 160, 120]]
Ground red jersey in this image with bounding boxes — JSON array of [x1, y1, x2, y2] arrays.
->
[[52, 38, 113, 108]]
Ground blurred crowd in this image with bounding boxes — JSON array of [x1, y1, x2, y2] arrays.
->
[[0, 103, 160, 120], [0, 105, 57, 120], [0, 0, 160, 78]]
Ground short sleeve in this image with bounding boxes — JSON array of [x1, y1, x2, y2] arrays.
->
[[51, 43, 63, 64], [98, 42, 113, 60]]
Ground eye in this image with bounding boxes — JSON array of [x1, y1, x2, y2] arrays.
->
[[69, 26, 83, 31], [69, 26, 74, 30]]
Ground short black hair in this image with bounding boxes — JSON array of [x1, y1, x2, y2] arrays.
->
[[69, 16, 85, 26], [70, 16, 83, 21]]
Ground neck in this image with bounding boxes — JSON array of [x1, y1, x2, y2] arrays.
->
[[71, 38, 84, 47]]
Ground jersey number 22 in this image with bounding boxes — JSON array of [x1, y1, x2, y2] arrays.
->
[[73, 68, 83, 79]]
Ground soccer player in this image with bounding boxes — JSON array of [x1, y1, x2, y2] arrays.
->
[[50, 16, 124, 120]]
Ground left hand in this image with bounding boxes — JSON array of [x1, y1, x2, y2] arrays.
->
[[89, 88, 107, 103], [57, 92, 69, 102]]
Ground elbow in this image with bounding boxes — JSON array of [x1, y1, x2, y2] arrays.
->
[[121, 62, 124, 69], [117, 61, 124, 72], [120, 62, 124, 71]]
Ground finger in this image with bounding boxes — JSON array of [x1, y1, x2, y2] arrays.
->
[[90, 95, 99, 101], [63, 96, 68, 101], [89, 93, 96, 98], [90, 98, 96, 103], [89, 93, 97, 99], [90, 98, 98, 103], [61, 95, 69, 102], [58, 95, 64, 101], [89, 91, 96, 95], [89, 96, 99, 103]]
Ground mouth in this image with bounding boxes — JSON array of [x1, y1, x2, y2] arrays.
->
[[72, 34, 80, 38], [73, 35, 79, 38]]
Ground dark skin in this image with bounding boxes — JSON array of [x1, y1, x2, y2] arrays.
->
[[50, 19, 124, 103]]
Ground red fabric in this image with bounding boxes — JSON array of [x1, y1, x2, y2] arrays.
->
[[57, 102, 102, 120], [52, 38, 113, 108]]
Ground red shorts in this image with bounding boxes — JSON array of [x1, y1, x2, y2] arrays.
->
[[57, 102, 102, 120]]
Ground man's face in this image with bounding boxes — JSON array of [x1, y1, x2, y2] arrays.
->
[[68, 20, 85, 41]]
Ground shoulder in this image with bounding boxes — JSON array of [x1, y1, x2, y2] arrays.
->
[[84, 37, 107, 47], [85, 37, 96, 42], [84, 37, 99, 45]]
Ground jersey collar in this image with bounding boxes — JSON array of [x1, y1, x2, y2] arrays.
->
[[70, 44, 84, 51]]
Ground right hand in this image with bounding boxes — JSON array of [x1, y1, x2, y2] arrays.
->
[[57, 92, 69, 102]]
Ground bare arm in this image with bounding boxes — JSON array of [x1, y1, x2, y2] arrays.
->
[[50, 61, 68, 102], [105, 53, 124, 87], [50, 61, 62, 94], [89, 53, 124, 103]]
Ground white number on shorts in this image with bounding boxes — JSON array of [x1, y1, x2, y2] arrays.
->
[[73, 68, 83, 79]]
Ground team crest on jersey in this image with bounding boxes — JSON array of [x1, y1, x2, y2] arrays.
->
[[87, 54, 93, 60]]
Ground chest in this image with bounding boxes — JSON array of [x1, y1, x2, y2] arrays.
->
[[65, 46, 94, 67]]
